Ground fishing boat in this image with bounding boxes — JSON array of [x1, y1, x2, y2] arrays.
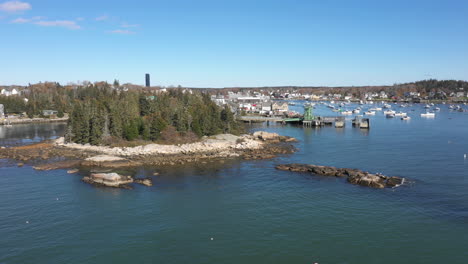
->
[[364, 111, 376, 115], [401, 116, 411, 120], [434, 107, 440, 111], [394, 112, 407, 117], [421, 112, 435, 117], [386, 113, 395, 118], [383, 110, 396, 115], [341, 110, 353, 115]]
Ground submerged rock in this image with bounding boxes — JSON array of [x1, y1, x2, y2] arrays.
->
[[276, 163, 405, 189], [82, 173, 133, 188], [33, 160, 82, 171], [134, 178, 153, 187]]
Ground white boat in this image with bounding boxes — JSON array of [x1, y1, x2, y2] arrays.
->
[[421, 112, 435, 117], [424, 104, 430, 109], [401, 116, 411, 120], [383, 110, 396, 115], [394, 112, 407, 117], [383, 104, 392, 109], [434, 107, 440, 111], [386, 113, 395, 118], [341, 110, 353, 115], [288, 102, 296, 106], [364, 111, 376, 115], [353, 109, 360, 114]]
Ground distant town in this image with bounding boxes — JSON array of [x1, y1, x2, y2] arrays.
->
[[1, 79, 467, 120]]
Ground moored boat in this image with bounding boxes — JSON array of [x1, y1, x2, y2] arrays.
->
[[421, 112, 435, 117]]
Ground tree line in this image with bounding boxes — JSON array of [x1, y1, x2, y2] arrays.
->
[[64, 84, 242, 145]]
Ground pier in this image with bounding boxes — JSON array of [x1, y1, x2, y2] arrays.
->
[[236, 104, 370, 129]]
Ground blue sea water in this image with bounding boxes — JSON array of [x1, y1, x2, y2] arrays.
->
[[0, 103, 467, 264]]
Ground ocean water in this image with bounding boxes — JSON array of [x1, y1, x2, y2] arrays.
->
[[1, 103, 468, 264]]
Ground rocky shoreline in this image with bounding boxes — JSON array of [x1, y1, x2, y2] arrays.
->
[[276, 164, 405, 189], [0, 131, 297, 173]]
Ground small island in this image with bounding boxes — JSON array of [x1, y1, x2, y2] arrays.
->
[[0, 83, 298, 188]]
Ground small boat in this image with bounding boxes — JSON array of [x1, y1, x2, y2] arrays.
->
[[383, 110, 396, 115], [364, 111, 376, 115], [341, 110, 353, 115], [401, 116, 411, 120], [394, 112, 407, 117], [424, 104, 430, 109], [386, 113, 395, 118], [288, 102, 296, 106], [434, 107, 440, 111], [383, 104, 392, 109], [353, 109, 360, 114], [421, 112, 435, 117], [449, 105, 455, 109]]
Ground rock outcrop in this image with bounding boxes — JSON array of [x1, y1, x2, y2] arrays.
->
[[82, 173, 133, 188], [82, 173, 154, 188], [134, 178, 153, 186], [276, 164, 405, 189], [33, 160, 82, 171]]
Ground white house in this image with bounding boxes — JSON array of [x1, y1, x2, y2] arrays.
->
[[1, 88, 19, 96]]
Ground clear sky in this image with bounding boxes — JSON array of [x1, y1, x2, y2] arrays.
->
[[1, 0, 467, 87]]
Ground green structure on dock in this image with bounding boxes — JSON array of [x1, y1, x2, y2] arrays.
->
[[303, 103, 315, 121]]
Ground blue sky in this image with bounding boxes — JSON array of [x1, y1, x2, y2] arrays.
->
[[1, 0, 467, 87]]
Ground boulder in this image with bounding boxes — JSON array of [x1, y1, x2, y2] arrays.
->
[[253, 131, 280, 141]]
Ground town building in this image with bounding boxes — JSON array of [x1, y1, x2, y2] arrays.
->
[[43, 110, 58, 116]]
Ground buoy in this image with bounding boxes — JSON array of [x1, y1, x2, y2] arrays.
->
[[56, 198, 59, 200], [211, 238, 213, 241], [26, 221, 29, 224], [464, 154, 467, 159]]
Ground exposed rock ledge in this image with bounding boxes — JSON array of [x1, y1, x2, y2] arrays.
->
[[276, 164, 405, 189], [82, 173, 153, 189], [0, 131, 296, 170], [55, 131, 295, 157]]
